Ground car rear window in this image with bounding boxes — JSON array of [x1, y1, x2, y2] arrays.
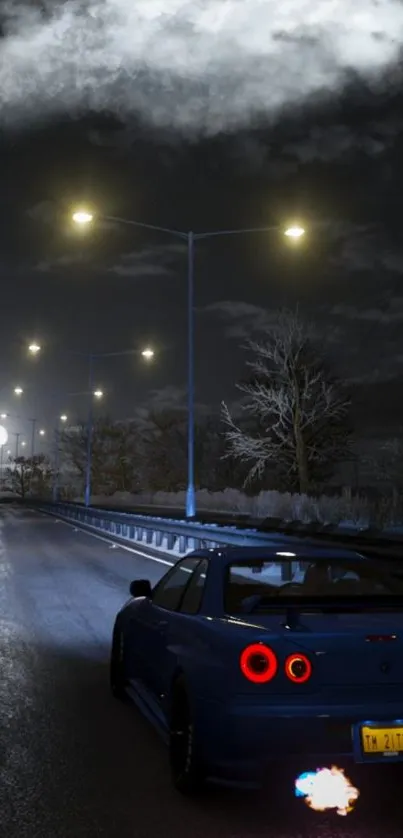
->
[[224, 557, 403, 614]]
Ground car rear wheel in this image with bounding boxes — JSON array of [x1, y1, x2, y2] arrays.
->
[[110, 624, 127, 700], [169, 677, 206, 795]]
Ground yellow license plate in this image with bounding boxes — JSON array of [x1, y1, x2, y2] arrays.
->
[[361, 725, 403, 754]]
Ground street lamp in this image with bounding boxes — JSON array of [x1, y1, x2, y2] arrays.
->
[[14, 387, 23, 396], [72, 208, 306, 517], [141, 348, 154, 361], [0, 428, 8, 488], [60, 414, 68, 422], [28, 342, 41, 355], [39, 429, 45, 436], [0, 413, 6, 420], [93, 389, 103, 399], [284, 225, 305, 238], [72, 210, 94, 225]]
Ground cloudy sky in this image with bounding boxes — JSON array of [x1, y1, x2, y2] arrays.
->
[[1, 0, 403, 447]]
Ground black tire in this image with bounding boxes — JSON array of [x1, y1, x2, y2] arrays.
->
[[110, 623, 127, 700], [169, 677, 206, 795]]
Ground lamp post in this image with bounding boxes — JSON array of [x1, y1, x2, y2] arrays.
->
[[37, 345, 152, 507], [81, 348, 152, 507], [85, 353, 95, 508], [72, 209, 305, 518], [52, 414, 68, 503], [13, 432, 22, 458]]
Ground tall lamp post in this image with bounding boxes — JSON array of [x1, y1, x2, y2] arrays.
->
[[0, 424, 8, 489], [81, 347, 154, 507], [53, 414, 68, 503], [35, 345, 154, 507], [72, 210, 306, 518]]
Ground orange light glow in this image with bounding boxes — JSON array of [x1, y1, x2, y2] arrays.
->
[[295, 765, 359, 816]]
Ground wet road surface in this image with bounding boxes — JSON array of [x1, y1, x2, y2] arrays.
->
[[1, 505, 402, 838]]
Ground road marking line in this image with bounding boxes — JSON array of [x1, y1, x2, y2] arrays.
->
[[40, 512, 175, 567]]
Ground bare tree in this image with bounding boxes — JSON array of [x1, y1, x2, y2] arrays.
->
[[60, 418, 143, 496], [222, 309, 352, 493], [5, 455, 53, 499]]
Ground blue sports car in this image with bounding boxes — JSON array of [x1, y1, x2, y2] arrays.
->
[[110, 544, 403, 794]]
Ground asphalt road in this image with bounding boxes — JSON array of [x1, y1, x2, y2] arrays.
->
[[1, 506, 403, 838]]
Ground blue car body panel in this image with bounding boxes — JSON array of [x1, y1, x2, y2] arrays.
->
[[113, 544, 403, 781]]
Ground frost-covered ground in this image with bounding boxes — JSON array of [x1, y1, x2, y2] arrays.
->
[[75, 488, 403, 531]]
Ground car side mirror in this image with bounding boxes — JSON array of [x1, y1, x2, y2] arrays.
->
[[129, 579, 152, 598]]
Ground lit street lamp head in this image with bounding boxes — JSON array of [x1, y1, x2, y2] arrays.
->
[[39, 429, 45, 436], [141, 348, 154, 361], [28, 342, 41, 355], [14, 387, 23, 396], [72, 210, 94, 225], [93, 389, 103, 399], [60, 414, 68, 422], [0, 413, 7, 419], [284, 225, 305, 238]]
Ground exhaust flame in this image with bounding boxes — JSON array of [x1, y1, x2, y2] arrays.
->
[[295, 766, 359, 817]]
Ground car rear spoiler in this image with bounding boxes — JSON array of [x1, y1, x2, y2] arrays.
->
[[243, 595, 403, 630]]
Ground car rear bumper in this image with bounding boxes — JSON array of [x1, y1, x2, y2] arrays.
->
[[196, 698, 403, 780]]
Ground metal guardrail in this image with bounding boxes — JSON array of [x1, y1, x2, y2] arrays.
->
[[36, 501, 319, 555], [33, 500, 403, 562]]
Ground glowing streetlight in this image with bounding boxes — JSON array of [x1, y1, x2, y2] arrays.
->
[[0, 426, 8, 447], [93, 389, 103, 399], [284, 225, 305, 238], [28, 342, 41, 355], [70, 204, 308, 517], [14, 387, 23, 396], [60, 414, 68, 422], [141, 348, 154, 361], [0, 413, 6, 420], [39, 429, 45, 436], [72, 210, 94, 225]]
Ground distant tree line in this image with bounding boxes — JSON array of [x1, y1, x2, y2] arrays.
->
[[6, 308, 398, 500]]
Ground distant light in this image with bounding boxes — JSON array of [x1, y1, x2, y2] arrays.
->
[[60, 414, 68, 422], [141, 348, 154, 361], [0, 413, 7, 419], [39, 429, 45, 436], [72, 210, 93, 225], [277, 551, 296, 557], [14, 387, 23, 396], [93, 389, 103, 399], [28, 342, 41, 355], [0, 426, 8, 447], [285, 225, 305, 238], [21, 441, 26, 447], [7, 449, 11, 455]]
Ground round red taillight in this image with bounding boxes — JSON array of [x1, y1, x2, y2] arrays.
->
[[285, 653, 312, 683], [240, 643, 278, 684]]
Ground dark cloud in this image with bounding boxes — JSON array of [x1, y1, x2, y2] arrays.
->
[[0, 1, 403, 136]]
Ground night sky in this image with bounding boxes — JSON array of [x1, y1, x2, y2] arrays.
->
[[1, 1, 403, 452]]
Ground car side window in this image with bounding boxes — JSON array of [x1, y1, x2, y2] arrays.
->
[[152, 557, 202, 612], [179, 559, 209, 615]]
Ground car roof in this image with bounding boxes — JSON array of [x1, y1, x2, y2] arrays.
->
[[192, 543, 364, 562]]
